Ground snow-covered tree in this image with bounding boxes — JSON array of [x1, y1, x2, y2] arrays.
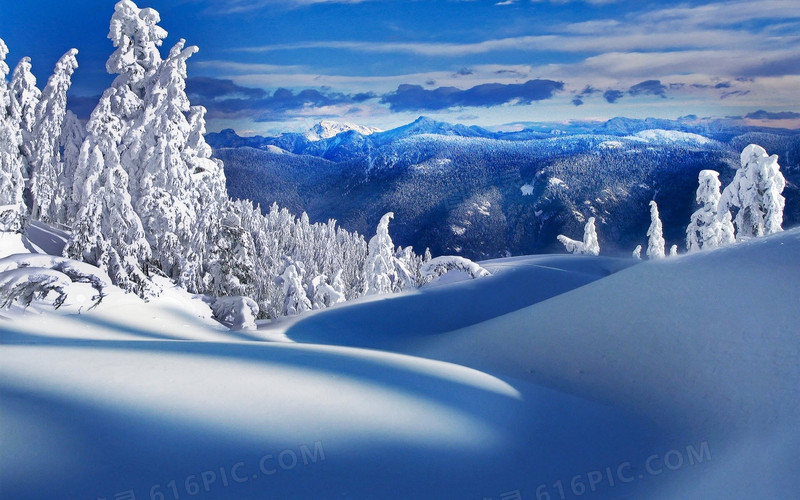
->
[[310, 272, 346, 310], [8, 56, 40, 163], [632, 245, 642, 260], [364, 212, 400, 295], [125, 40, 200, 279], [204, 206, 257, 298], [686, 169, 735, 252], [720, 144, 786, 239], [52, 111, 85, 224], [669, 245, 678, 257], [557, 217, 600, 256], [394, 245, 420, 291], [65, 89, 156, 297], [64, 1, 177, 297], [29, 49, 79, 222], [646, 200, 665, 259], [106, 0, 166, 113], [277, 257, 312, 316], [0, 39, 27, 231]]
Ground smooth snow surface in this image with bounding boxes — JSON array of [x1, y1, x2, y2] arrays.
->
[[3, 228, 800, 499]]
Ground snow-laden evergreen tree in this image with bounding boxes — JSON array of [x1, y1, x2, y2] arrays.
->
[[29, 49, 78, 222], [669, 245, 678, 257], [106, 0, 166, 117], [686, 170, 735, 252], [557, 217, 599, 256], [204, 205, 258, 299], [277, 257, 312, 316], [53, 111, 85, 224], [310, 272, 346, 310], [65, 89, 157, 297], [646, 200, 666, 259], [8, 56, 40, 163], [720, 144, 786, 239], [364, 212, 400, 295], [125, 40, 199, 279], [632, 245, 642, 260], [0, 39, 27, 231], [65, 0, 176, 296], [394, 245, 419, 291]]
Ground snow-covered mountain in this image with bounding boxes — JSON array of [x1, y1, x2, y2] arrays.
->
[[304, 120, 382, 142], [212, 118, 800, 259]]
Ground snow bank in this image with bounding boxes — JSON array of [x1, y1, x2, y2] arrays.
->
[[2, 228, 798, 499]]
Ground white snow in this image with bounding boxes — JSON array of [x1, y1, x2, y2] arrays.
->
[[264, 144, 289, 154], [599, 139, 624, 149], [2, 228, 800, 498], [630, 129, 714, 146], [520, 183, 534, 196]]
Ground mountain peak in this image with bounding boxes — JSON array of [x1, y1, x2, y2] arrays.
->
[[305, 120, 382, 142]]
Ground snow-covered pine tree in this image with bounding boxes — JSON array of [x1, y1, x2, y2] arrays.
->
[[8, 56, 40, 164], [106, 0, 166, 116], [0, 39, 27, 231], [126, 40, 200, 279], [310, 272, 346, 310], [29, 49, 79, 222], [646, 200, 665, 259], [557, 217, 600, 256], [720, 144, 786, 239], [394, 245, 419, 291], [364, 212, 399, 295], [204, 204, 257, 298], [65, 88, 157, 297], [669, 245, 678, 257], [65, 0, 179, 296], [53, 111, 85, 224], [632, 245, 642, 260], [686, 169, 735, 252], [277, 257, 312, 316]]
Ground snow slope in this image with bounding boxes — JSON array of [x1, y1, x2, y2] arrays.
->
[[2, 228, 800, 499]]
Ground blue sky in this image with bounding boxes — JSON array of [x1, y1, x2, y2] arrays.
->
[[1, 0, 799, 135]]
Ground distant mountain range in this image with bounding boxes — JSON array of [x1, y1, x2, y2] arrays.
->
[[209, 117, 800, 259]]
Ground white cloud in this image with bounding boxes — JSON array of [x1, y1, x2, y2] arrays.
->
[[208, 0, 372, 15]]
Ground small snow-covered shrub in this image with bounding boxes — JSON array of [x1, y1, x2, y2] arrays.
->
[[0, 253, 112, 309], [420, 255, 491, 285], [210, 295, 259, 330]]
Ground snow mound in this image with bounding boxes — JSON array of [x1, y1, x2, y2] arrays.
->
[[305, 120, 381, 141], [420, 255, 490, 285]]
